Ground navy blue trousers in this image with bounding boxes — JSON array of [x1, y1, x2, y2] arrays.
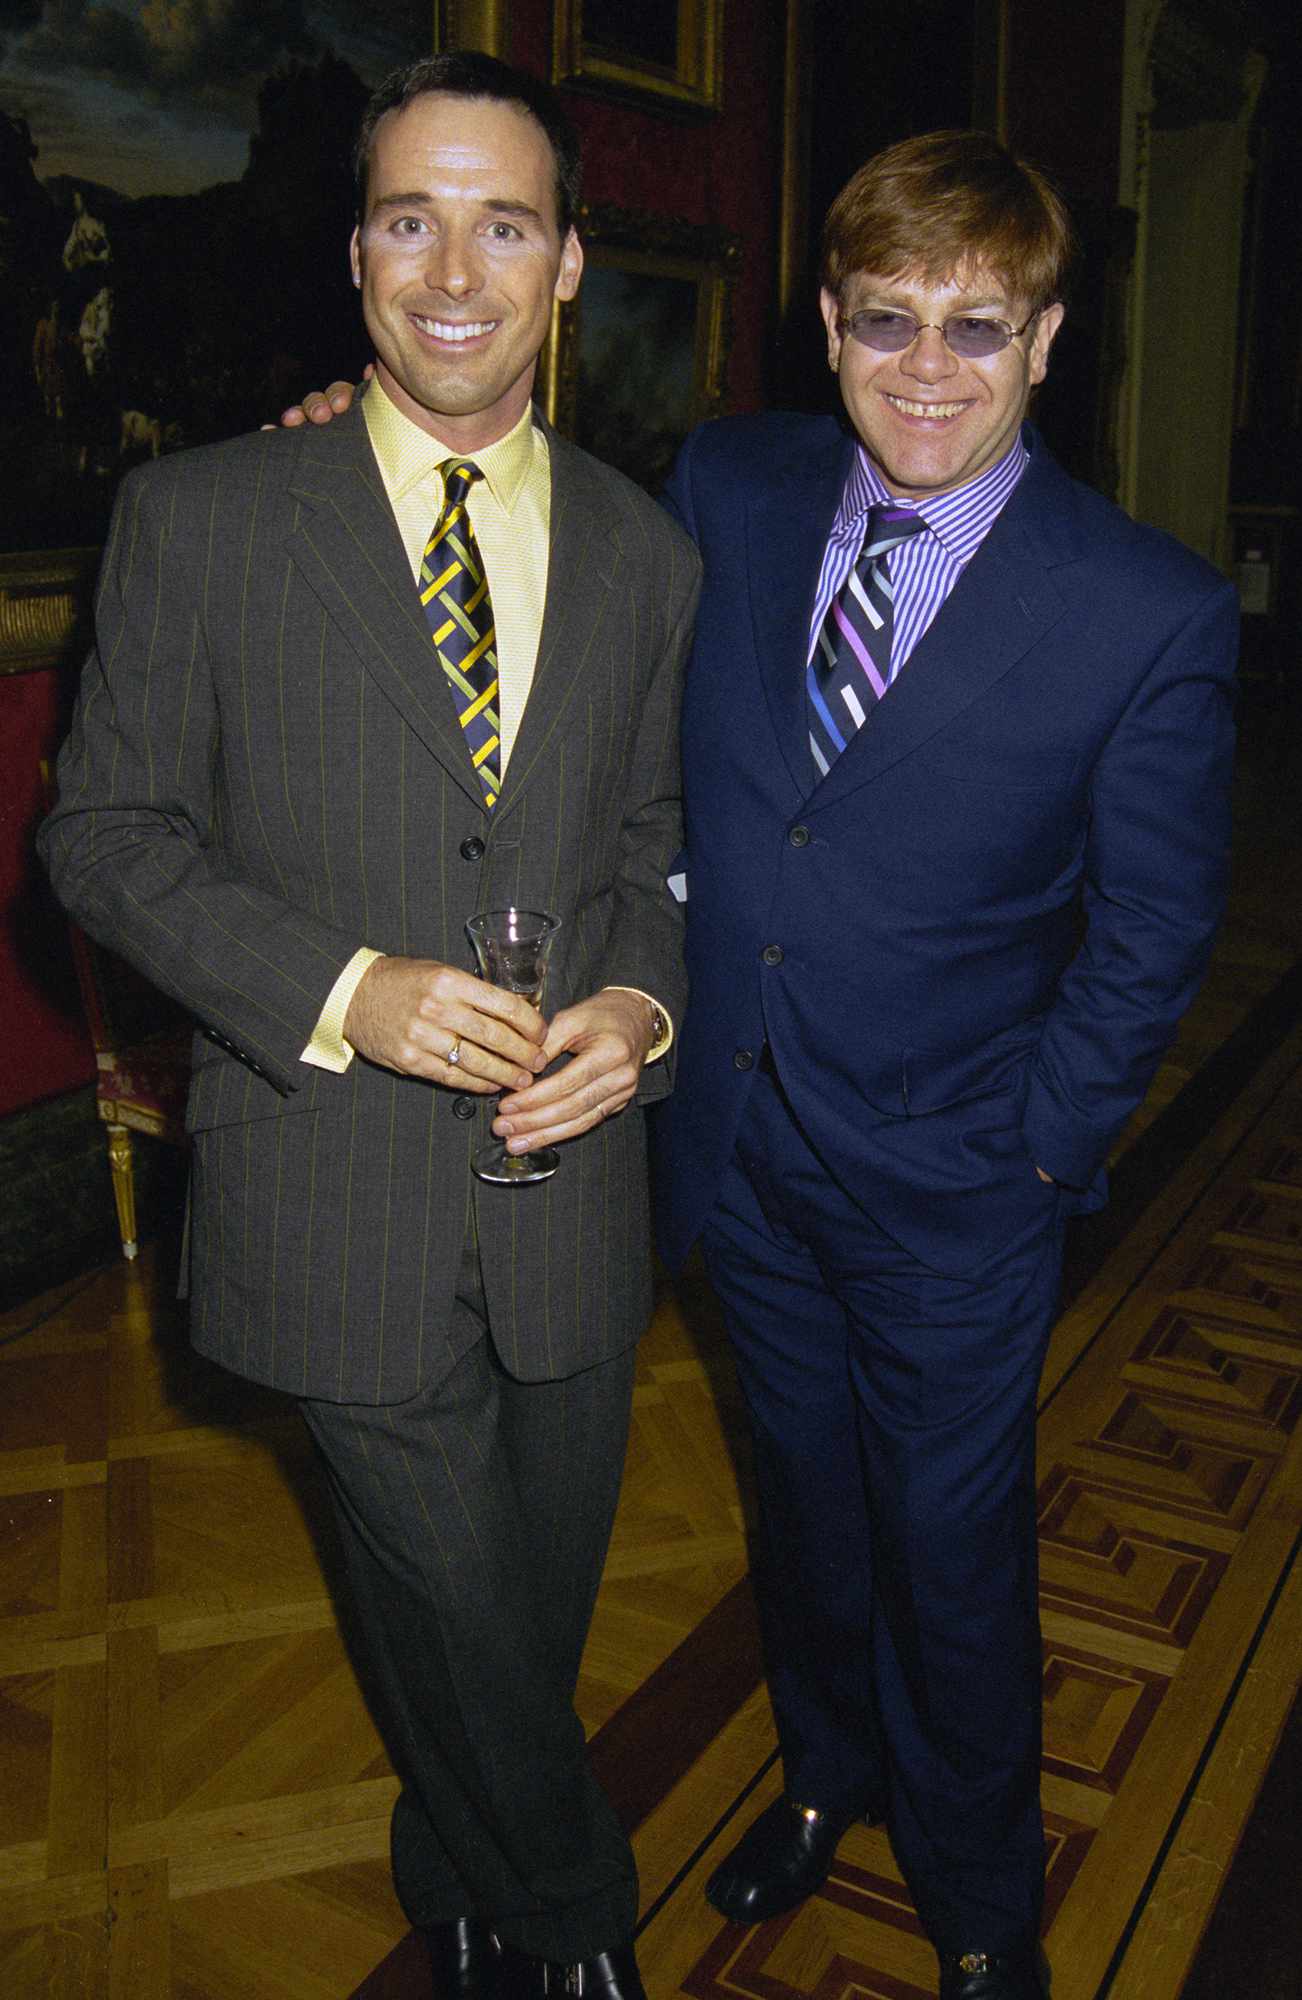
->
[[701, 1061, 1063, 1951]]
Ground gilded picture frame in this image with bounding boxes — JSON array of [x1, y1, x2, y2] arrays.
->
[[537, 204, 741, 493], [552, 0, 724, 116]]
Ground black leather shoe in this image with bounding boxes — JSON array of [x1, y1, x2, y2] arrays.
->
[[423, 1917, 502, 1999], [499, 1942, 645, 1999], [937, 1945, 1049, 1999], [705, 1796, 867, 1923]]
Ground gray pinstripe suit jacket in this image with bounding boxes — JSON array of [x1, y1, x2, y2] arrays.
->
[[41, 403, 700, 1404]]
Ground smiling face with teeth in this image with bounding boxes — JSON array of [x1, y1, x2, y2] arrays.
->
[[350, 92, 583, 451], [820, 266, 1064, 499]]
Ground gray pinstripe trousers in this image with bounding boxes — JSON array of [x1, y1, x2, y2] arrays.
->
[[300, 1240, 638, 1960]]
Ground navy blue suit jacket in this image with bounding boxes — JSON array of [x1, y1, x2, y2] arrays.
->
[[653, 414, 1238, 1277]]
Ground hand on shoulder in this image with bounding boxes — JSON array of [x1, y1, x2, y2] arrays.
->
[[263, 365, 371, 429]]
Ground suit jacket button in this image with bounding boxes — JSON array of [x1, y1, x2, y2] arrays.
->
[[459, 836, 485, 862], [788, 824, 810, 847], [452, 1095, 477, 1120], [761, 943, 784, 965], [733, 1049, 755, 1071]]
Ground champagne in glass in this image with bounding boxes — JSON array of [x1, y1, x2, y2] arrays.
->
[[465, 907, 561, 1184]]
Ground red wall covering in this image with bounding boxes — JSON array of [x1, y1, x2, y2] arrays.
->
[[511, 0, 786, 420], [0, 669, 95, 1118], [1005, 0, 1126, 207]]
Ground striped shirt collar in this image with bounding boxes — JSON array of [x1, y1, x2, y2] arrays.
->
[[362, 378, 541, 513], [838, 429, 1030, 566]]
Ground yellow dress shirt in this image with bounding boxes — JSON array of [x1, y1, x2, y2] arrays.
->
[[301, 383, 670, 1072]]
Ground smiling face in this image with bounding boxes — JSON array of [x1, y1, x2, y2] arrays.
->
[[350, 91, 583, 451], [820, 266, 1063, 498]]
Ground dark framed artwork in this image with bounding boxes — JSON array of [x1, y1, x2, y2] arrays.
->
[[538, 205, 740, 493], [0, 3, 445, 666], [552, 0, 724, 115]]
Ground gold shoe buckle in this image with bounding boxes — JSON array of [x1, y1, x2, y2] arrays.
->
[[958, 1954, 991, 1976]]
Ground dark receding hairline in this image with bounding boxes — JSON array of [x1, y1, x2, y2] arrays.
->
[[354, 51, 581, 235]]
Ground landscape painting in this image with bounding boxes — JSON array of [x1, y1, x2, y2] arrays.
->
[[0, 2, 435, 557], [541, 205, 740, 493]]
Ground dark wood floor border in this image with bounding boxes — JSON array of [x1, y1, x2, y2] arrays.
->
[[1180, 1684, 1302, 2000], [589, 1575, 765, 1833], [1095, 1527, 1302, 2000], [351, 1931, 437, 2000]]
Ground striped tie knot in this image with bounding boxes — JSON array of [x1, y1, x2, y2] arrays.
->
[[861, 501, 927, 567], [421, 458, 501, 808]]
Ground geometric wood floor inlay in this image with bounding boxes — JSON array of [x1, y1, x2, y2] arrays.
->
[[1040, 1644, 1172, 1791], [1038, 1471, 1233, 1643]]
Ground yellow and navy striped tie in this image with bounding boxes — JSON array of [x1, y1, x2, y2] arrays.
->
[[421, 459, 501, 807]]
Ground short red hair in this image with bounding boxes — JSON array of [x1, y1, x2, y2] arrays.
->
[[821, 129, 1075, 310]]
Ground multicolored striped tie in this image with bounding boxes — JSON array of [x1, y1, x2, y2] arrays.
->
[[421, 459, 501, 807], [807, 501, 927, 778]]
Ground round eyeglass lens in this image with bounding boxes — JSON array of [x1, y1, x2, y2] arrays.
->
[[942, 316, 1013, 356], [846, 310, 1014, 358]]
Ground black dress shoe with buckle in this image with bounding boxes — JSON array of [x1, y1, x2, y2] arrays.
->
[[498, 1942, 646, 2000], [422, 1917, 502, 1999], [938, 1945, 1049, 1999], [705, 1795, 871, 1924]]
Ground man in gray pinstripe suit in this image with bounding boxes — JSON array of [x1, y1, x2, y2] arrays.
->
[[41, 52, 699, 2000]]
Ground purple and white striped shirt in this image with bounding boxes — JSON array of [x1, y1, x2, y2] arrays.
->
[[806, 435, 1029, 679]]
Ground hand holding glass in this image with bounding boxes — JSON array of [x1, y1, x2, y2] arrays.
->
[[465, 908, 561, 1184]]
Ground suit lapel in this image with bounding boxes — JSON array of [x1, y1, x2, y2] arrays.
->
[[285, 405, 485, 808], [808, 445, 1070, 812], [745, 423, 855, 798], [492, 424, 620, 819]]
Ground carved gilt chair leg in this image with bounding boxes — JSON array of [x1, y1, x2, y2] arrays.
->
[[105, 1122, 139, 1259]]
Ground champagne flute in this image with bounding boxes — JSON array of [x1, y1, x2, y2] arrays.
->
[[465, 907, 561, 1184]]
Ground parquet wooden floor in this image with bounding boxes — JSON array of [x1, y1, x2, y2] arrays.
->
[[3, 696, 1300, 2000]]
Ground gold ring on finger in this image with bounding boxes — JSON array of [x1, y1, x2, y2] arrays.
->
[[446, 1038, 462, 1067]]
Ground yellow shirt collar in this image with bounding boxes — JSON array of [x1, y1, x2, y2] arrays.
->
[[362, 377, 539, 512]]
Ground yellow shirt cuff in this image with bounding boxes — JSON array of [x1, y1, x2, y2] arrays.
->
[[606, 985, 673, 1064], [301, 948, 385, 1071]]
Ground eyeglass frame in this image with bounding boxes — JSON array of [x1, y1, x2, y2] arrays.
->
[[837, 304, 1045, 359]]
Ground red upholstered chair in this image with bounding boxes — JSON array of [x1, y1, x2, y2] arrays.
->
[[62, 918, 191, 1259]]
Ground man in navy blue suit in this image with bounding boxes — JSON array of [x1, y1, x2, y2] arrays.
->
[[652, 131, 1237, 1999]]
